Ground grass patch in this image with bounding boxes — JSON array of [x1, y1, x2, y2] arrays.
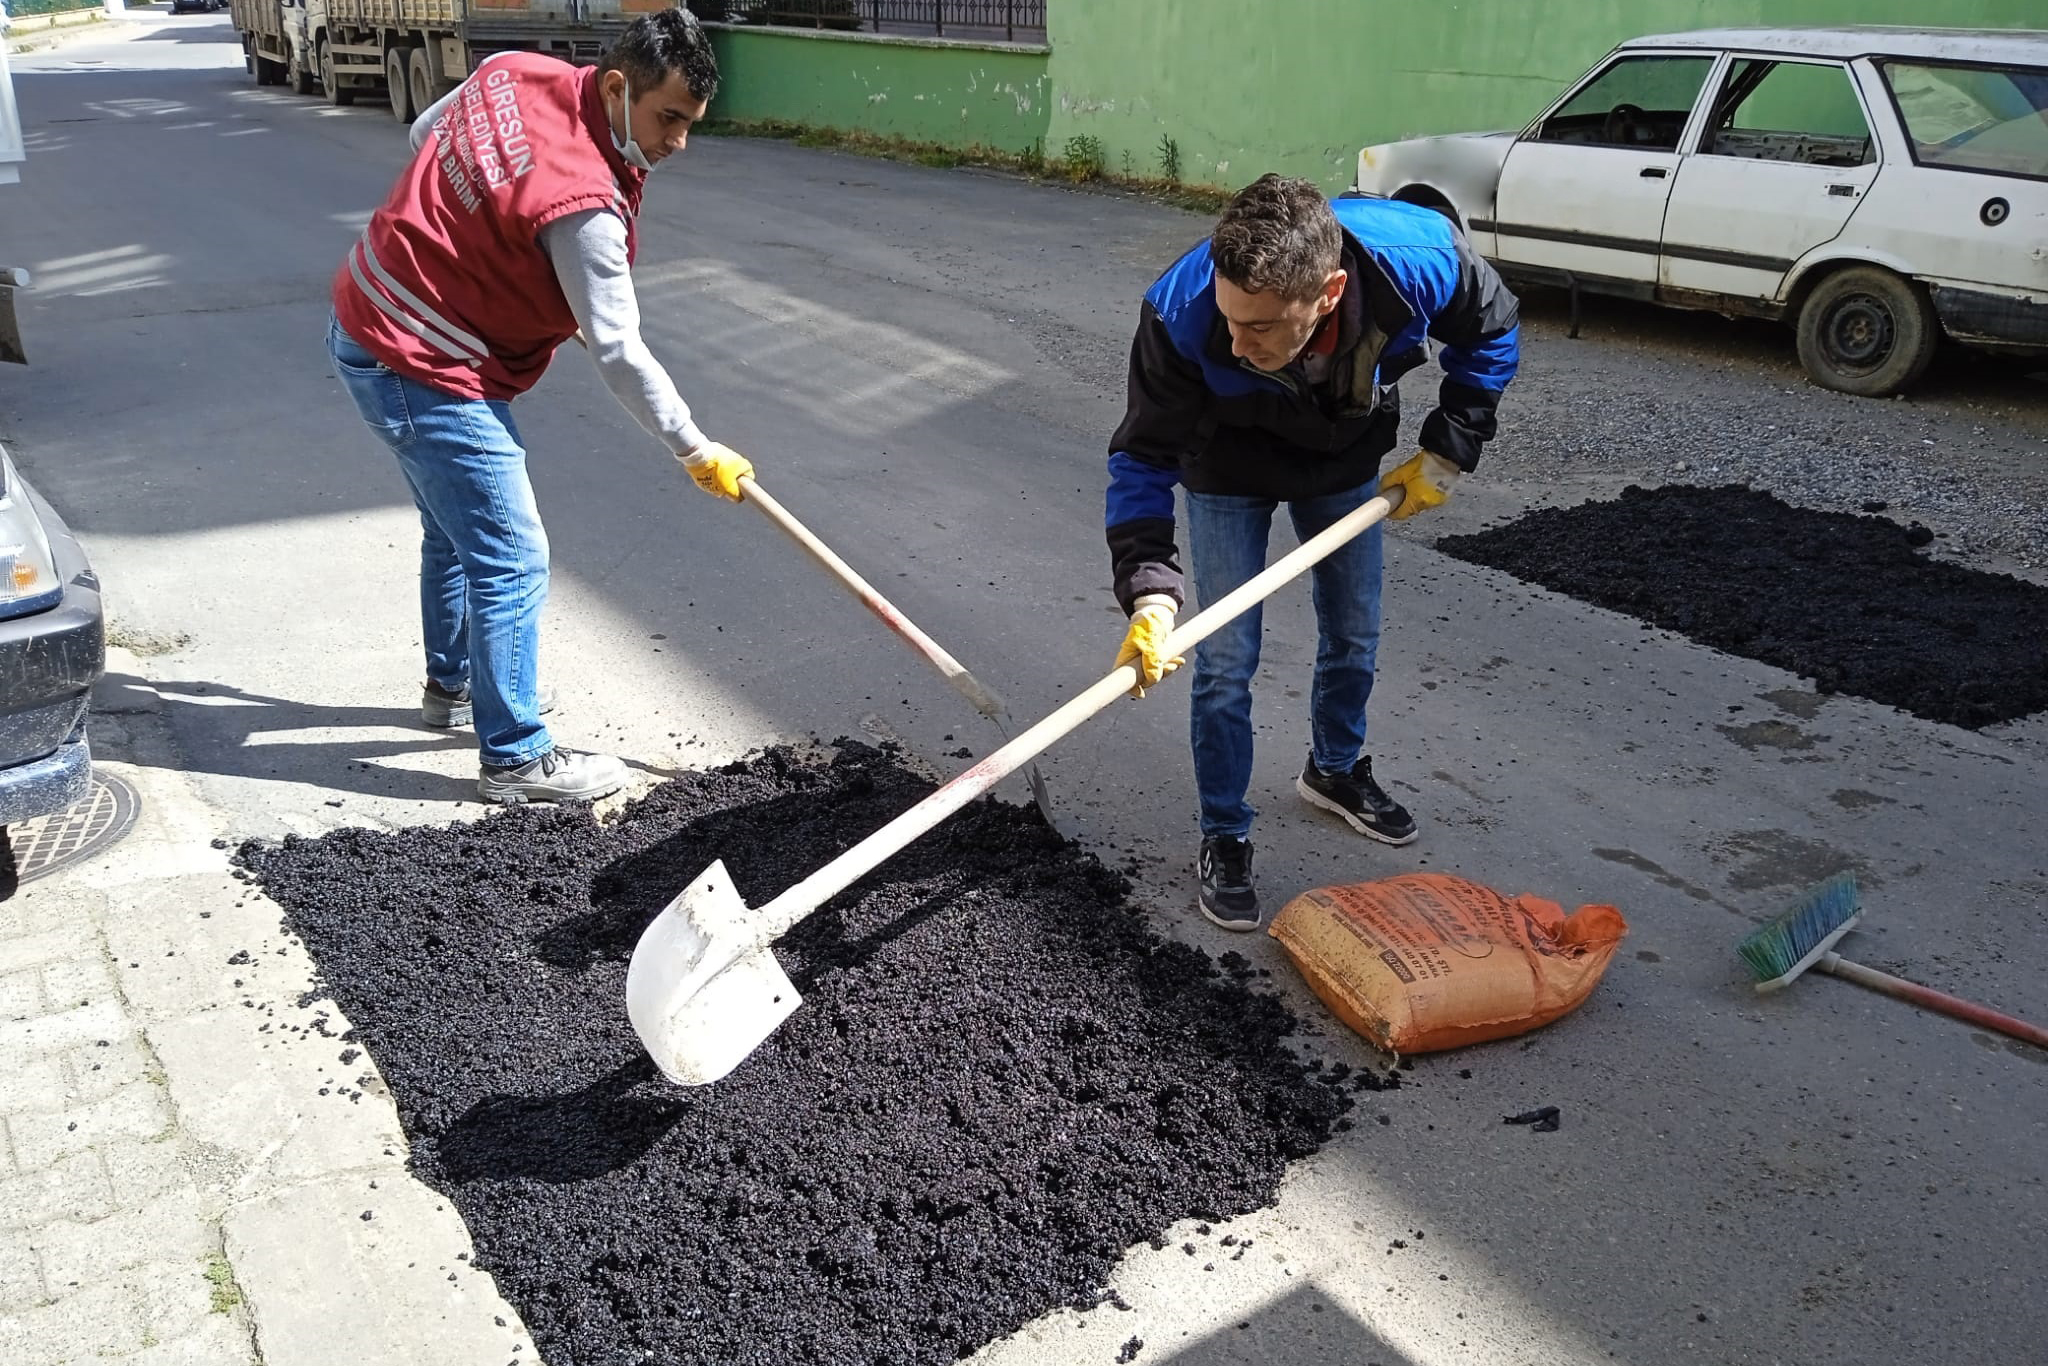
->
[[203, 1254, 243, 1315], [1060, 133, 1105, 182], [1157, 134, 1182, 184], [698, 119, 1234, 214]]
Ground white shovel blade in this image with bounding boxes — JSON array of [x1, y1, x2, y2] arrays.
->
[[625, 859, 804, 1086]]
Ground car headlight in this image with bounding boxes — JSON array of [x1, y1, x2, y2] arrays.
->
[[0, 452, 62, 619]]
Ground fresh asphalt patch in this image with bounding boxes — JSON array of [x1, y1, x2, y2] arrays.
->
[[242, 743, 1361, 1366]]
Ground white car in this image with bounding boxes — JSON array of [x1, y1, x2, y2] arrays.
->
[[1354, 27, 2048, 396]]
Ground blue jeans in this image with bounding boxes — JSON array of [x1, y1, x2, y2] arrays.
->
[[327, 318, 552, 768], [1186, 480, 1384, 838]]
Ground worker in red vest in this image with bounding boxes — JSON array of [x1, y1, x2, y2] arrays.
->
[[327, 10, 744, 805]]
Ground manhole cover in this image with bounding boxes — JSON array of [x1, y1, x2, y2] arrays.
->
[[5, 772, 141, 884]]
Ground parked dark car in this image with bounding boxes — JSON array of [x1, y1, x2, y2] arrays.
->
[[0, 441, 104, 826]]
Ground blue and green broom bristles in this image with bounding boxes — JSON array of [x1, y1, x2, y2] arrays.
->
[[1738, 872, 1863, 993]]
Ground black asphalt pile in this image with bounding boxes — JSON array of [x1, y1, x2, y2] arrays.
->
[[241, 743, 1351, 1366], [1438, 484, 2048, 729]]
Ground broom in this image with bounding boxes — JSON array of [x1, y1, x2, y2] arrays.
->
[[1738, 873, 2048, 1049]]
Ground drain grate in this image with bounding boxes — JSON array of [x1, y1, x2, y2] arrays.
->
[[5, 773, 141, 884]]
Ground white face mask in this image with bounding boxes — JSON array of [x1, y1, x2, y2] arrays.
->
[[609, 74, 652, 172]]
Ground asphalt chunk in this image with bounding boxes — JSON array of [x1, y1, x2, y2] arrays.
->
[[243, 743, 1348, 1366], [1438, 484, 2048, 728]]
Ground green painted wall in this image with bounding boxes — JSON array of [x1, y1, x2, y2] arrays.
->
[[703, 25, 1050, 152], [1043, 0, 2048, 192]]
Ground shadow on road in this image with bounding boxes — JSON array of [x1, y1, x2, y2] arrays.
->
[[1148, 1284, 1424, 1365], [95, 671, 480, 803], [95, 671, 694, 806]]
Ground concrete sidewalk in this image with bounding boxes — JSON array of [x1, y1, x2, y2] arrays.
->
[[0, 648, 533, 1365], [4, 7, 137, 56]]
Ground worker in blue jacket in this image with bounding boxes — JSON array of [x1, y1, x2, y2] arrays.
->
[[1106, 173, 1520, 930]]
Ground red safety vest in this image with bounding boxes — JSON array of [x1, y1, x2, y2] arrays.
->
[[332, 53, 645, 402]]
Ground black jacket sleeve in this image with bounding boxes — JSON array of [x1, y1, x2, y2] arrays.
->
[[1105, 301, 1207, 612], [1417, 230, 1521, 471]]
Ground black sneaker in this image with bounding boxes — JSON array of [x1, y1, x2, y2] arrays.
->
[[1296, 755, 1418, 845], [1197, 835, 1261, 932]]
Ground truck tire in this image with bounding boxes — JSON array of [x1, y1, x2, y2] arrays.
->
[[386, 46, 416, 122], [255, 54, 286, 86], [320, 37, 355, 107], [1794, 265, 1939, 398], [408, 45, 440, 122], [289, 47, 316, 96]]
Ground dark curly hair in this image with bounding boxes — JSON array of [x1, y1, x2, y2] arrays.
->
[[1209, 173, 1341, 301], [600, 8, 721, 103]]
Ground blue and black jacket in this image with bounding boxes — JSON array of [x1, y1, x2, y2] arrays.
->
[[1106, 197, 1520, 612]]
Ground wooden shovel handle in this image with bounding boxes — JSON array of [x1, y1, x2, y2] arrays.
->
[[1821, 953, 2048, 1049], [752, 486, 1405, 940], [739, 475, 1008, 722]]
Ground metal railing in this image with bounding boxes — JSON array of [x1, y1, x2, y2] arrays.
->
[[693, 0, 1046, 44]]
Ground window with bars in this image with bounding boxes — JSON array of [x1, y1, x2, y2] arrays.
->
[[689, 0, 1046, 45]]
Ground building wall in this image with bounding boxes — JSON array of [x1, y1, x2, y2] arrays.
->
[[703, 24, 1051, 152], [1043, 0, 2047, 191]]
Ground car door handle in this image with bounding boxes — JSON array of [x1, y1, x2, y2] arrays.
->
[[1828, 184, 1860, 198], [1640, 166, 1669, 179]]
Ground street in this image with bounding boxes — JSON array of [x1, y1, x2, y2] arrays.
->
[[2, 11, 2044, 1365]]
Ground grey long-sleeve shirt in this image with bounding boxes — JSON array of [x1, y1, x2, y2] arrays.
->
[[410, 85, 707, 455]]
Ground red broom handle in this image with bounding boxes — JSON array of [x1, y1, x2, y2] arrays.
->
[[1820, 953, 2048, 1049]]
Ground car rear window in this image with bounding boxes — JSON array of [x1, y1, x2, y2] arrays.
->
[[1703, 59, 1873, 167], [1881, 60, 2048, 178]]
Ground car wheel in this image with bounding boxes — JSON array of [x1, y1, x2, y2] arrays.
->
[[386, 46, 415, 122], [1795, 265, 1938, 398], [320, 37, 354, 107]]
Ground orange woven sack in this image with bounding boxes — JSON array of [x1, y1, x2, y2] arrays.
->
[[1268, 874, 1628, 1054]]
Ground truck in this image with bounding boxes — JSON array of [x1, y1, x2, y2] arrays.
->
[[230, 0, 667, 123]]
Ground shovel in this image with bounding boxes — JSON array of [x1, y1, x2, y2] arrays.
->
[[739, 474, 1058, 833], [627, 484, 1406, 1086]]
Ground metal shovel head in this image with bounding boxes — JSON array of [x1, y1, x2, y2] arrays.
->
[[625, 859, 802, 1087]]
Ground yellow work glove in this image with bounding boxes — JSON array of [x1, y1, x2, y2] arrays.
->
[[1116, 596, 1184, 698], [1381, 449, 1463, 521], [679, 441, 754, 502]]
